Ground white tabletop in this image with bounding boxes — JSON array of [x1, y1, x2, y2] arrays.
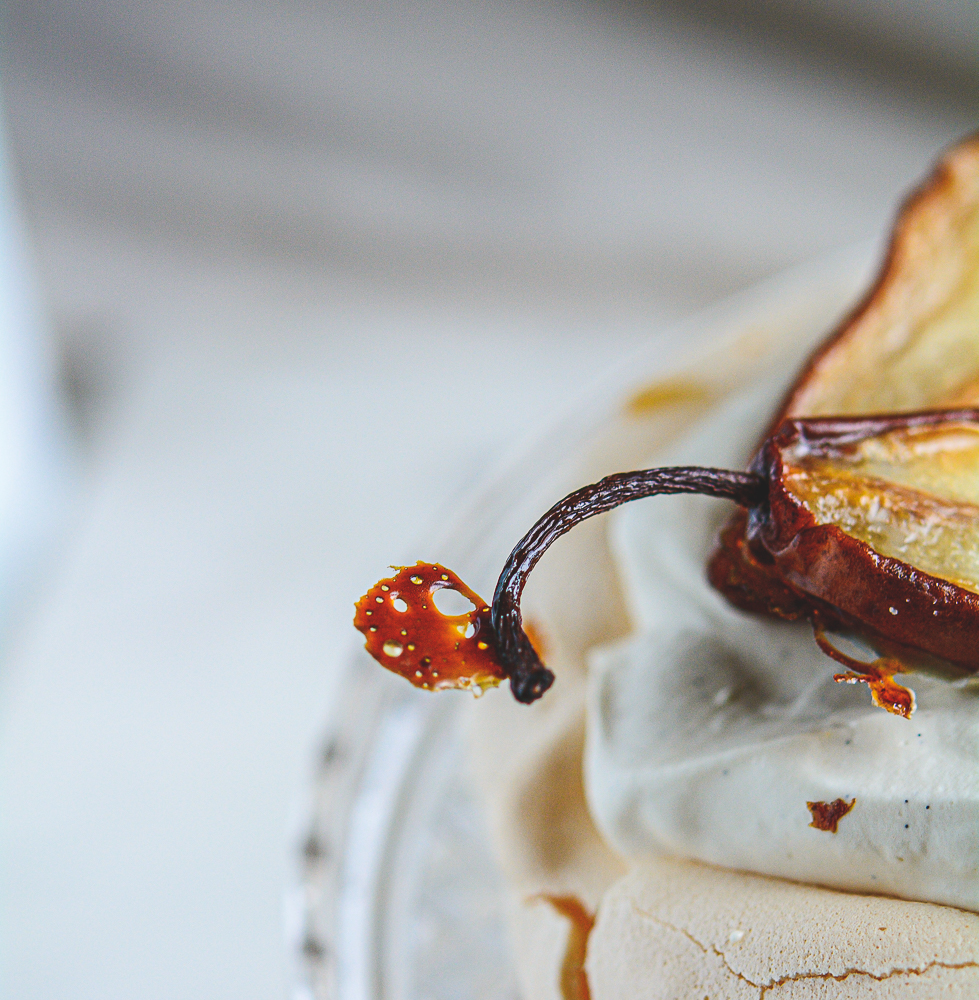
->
[[0, 1, 975, 997]]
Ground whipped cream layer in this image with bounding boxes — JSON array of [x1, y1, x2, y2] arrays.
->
[[585, 383, 979, 912]]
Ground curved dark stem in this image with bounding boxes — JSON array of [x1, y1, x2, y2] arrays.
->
[[491, 466, 767, 703]]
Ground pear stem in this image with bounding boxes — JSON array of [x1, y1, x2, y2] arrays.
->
[[491, 466, 767, 702]]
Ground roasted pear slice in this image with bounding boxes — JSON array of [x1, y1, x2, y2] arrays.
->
[[710, 132, 979, 645], [780, 134, 979, 421]]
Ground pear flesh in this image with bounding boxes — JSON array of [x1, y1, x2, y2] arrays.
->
[[782, 135, 979, 419], [780, 420, 979, 595]]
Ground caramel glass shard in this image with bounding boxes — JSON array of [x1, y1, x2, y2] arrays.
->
[[807, 798, 856, 833], [813, 627, 916, 719], [354, 563, 506, 695]]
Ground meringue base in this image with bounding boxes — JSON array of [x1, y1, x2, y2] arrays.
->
[[588, 859, 979, 999]]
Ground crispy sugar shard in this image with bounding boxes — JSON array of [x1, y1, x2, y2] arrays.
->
[[807, 797, 857, 833], [354, 562, 506, 695]]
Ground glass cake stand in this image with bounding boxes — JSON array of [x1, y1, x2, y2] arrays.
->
[[290, 244, 876, 1000]]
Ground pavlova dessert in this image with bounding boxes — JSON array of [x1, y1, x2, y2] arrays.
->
[[356, 135, 979, 998]]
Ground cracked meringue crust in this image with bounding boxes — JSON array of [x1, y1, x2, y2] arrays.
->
[[587, 860, 979, 999]]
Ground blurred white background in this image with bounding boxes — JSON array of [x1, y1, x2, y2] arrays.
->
[[0, 1, 975, 997]]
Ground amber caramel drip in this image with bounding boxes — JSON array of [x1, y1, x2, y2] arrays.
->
[[806, 797, 856, 833], [533, 895, 595, 1000], [353, 563, 506, 695], [624, 376, 712, 417], [946, 375, 979, 407], [812, 627, 916, 719], [522, 618, 548, 659]]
